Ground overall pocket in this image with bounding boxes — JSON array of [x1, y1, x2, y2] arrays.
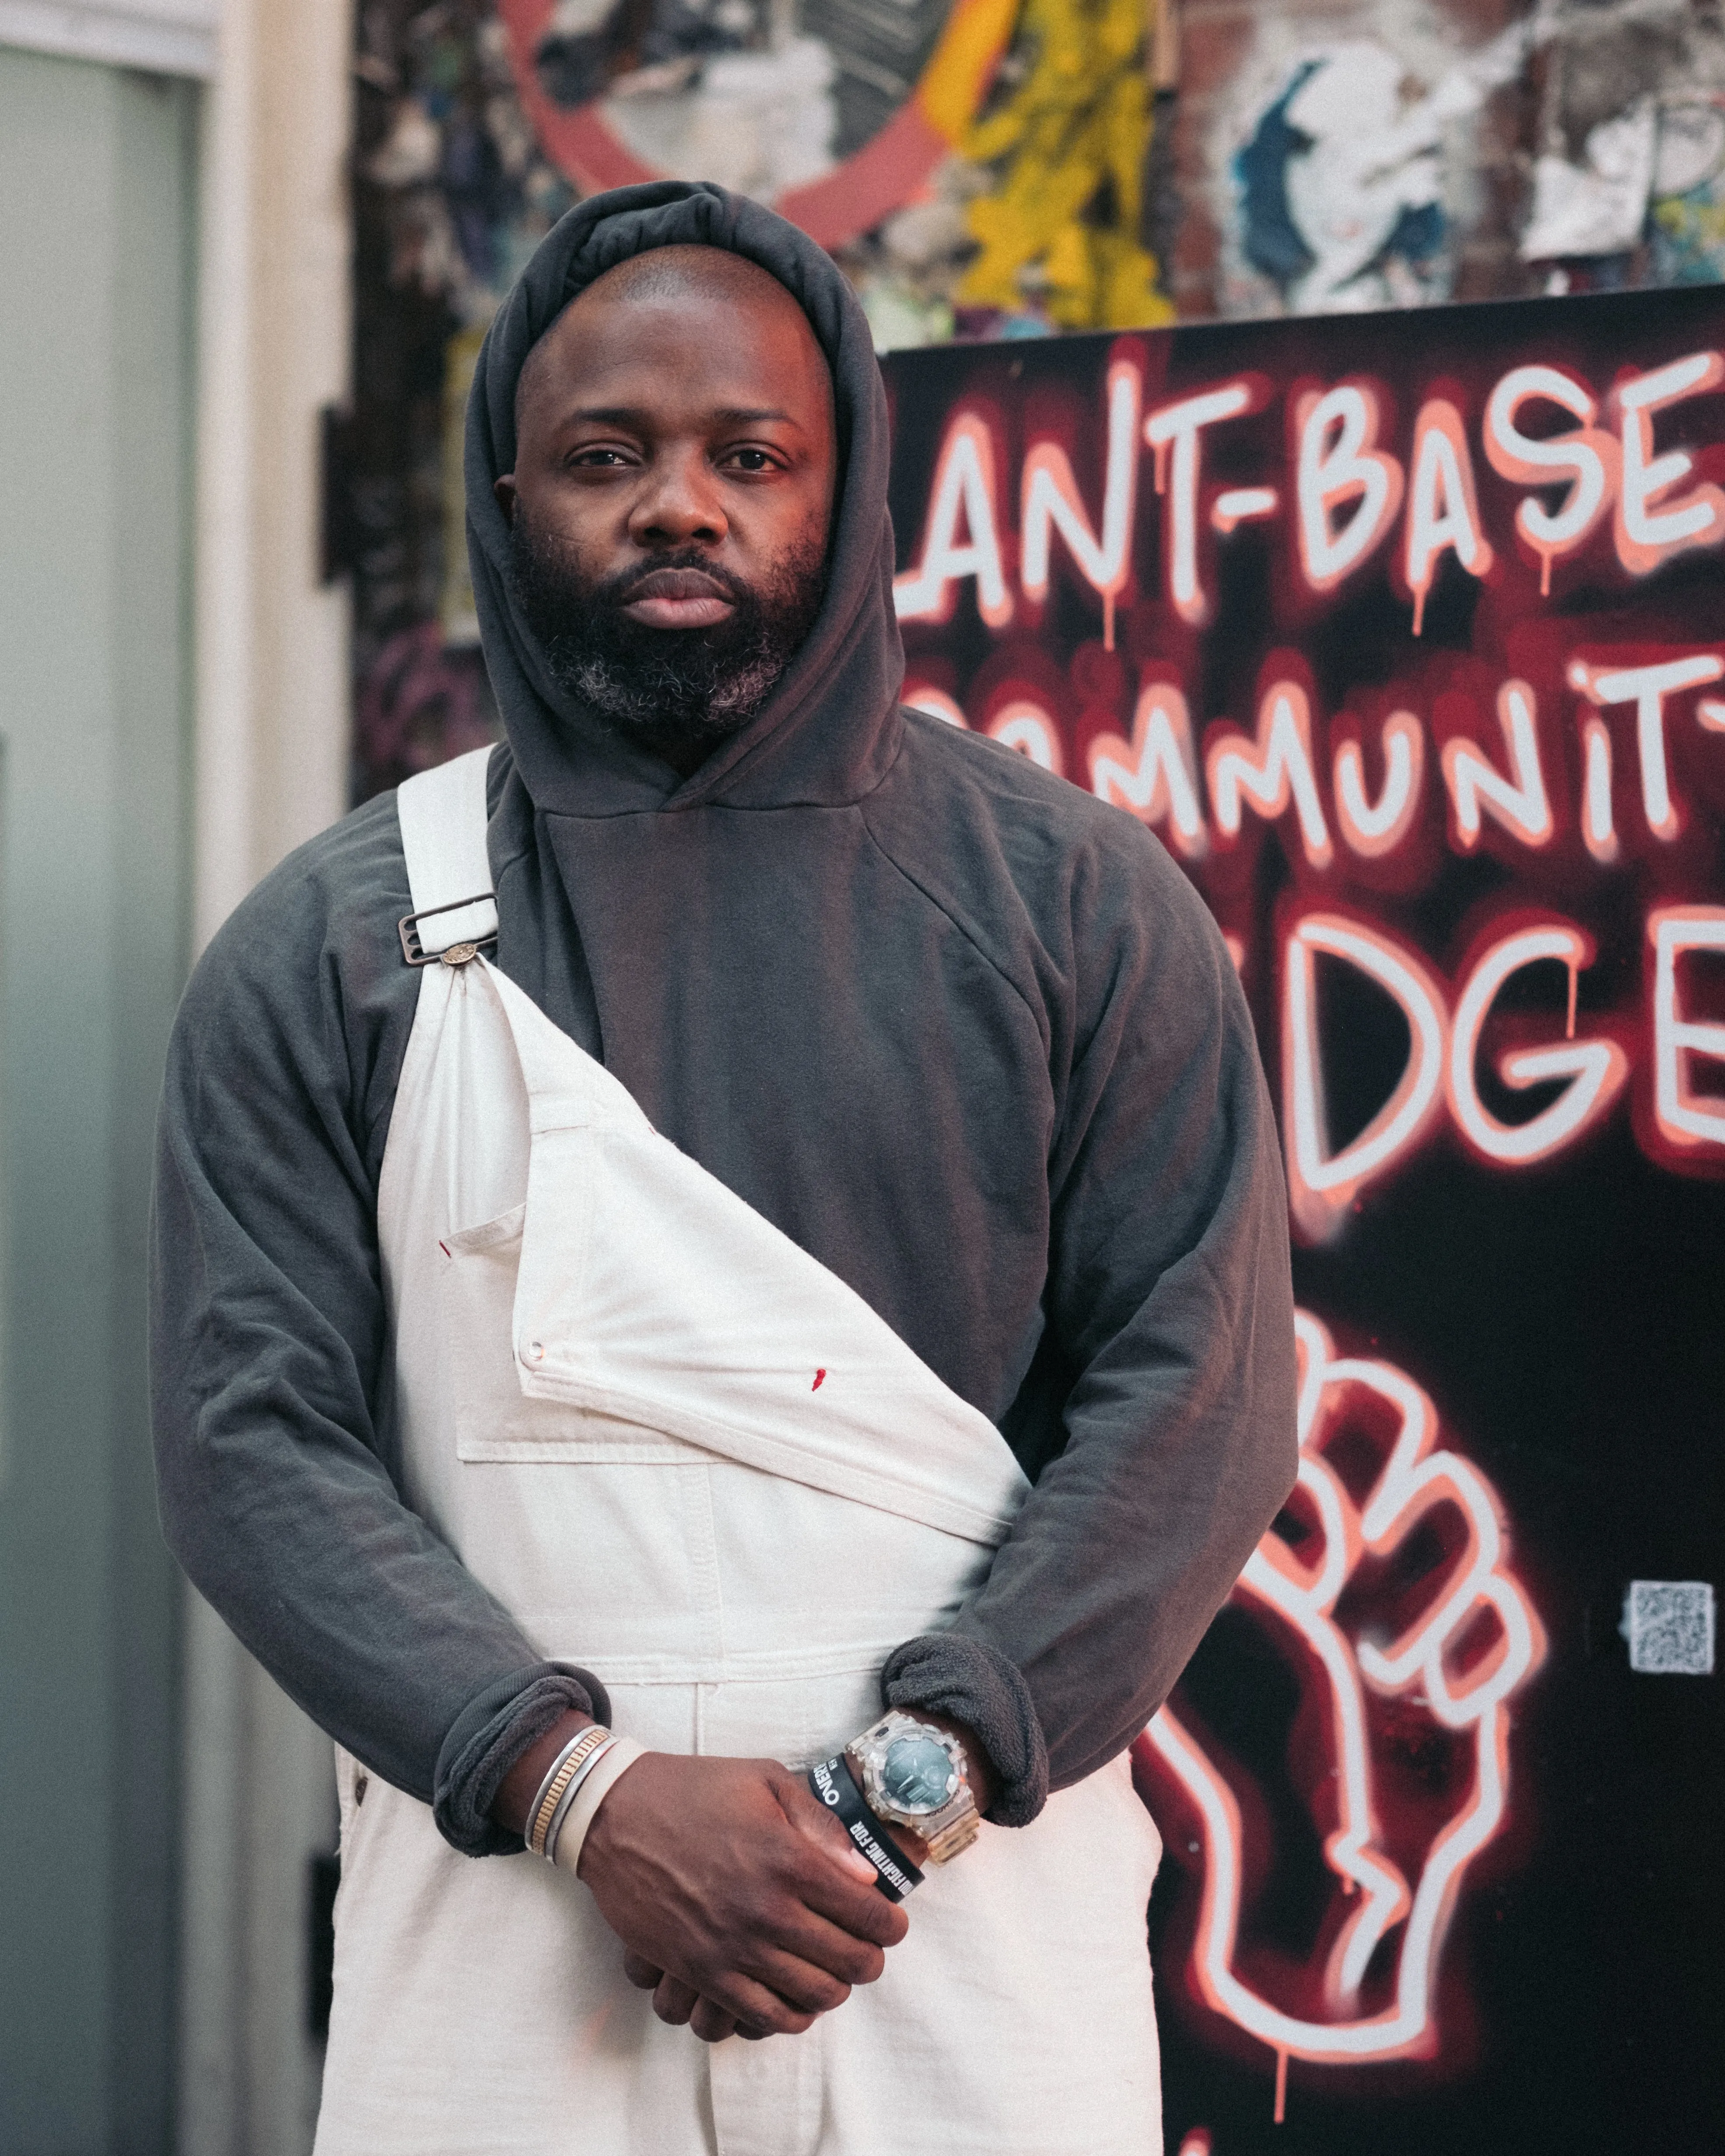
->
[[440, 1202, 701, 1464]]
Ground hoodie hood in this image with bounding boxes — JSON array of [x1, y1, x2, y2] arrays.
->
[[466, 180, 905, 817]]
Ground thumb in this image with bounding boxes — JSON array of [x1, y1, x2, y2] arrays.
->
[[784, 1770, 881, 1885]]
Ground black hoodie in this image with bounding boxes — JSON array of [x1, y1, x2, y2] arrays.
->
[[151, 183, 1297, 1858]]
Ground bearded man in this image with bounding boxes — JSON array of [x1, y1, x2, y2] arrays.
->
[[152, 182, 1296, 2156]]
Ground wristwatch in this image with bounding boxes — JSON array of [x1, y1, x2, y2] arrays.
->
[[845, 1711, 979, 1864]]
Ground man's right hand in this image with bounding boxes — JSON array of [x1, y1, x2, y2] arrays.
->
[[574, 1752, 908, 2040]]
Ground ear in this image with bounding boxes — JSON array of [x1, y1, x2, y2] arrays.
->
[[494, 474, 518, 526]]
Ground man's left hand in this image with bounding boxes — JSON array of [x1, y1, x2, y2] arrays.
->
[[619, 1711, 995, 2043]]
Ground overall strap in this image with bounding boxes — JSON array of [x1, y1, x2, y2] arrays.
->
[[395, 746, 500, 961]]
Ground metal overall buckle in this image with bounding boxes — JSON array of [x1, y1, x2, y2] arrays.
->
[[397, 893, 498, 968]]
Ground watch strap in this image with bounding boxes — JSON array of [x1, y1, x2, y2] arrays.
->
[[917, 1803, 981, 1865], [806, 1754, 925, 1902]]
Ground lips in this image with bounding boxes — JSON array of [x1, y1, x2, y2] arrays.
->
[[620, 565, 737, 630]]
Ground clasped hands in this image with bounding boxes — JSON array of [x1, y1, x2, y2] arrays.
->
[[581, 1752, 907, 2043], [496, 1711, 991, 2045]]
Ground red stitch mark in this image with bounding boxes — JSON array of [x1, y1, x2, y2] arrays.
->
[[438, 1241, 451, 1257], [812, 1369, 827, 1391]]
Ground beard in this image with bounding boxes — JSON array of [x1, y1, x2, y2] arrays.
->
[[508, 512, 828, 763]]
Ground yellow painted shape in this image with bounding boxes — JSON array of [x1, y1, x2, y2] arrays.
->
[[953, 0, 1174, 330], [915, 0, 1022, 145]]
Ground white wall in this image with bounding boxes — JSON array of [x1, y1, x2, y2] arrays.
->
[[0, 0, 216, 76]]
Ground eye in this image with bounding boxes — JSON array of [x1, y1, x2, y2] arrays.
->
[[568, 446, 635, 469], [724, 447, 782, 474]]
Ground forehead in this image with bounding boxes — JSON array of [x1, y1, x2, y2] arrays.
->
[[517, 248, 832, 433]]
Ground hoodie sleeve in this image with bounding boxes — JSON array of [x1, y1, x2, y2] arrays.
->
[[149, 820, 604, 1858], [884, 821, 1299, 1825]]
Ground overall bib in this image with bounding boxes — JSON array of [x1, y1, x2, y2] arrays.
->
[[315, 748, 1163, 2156]]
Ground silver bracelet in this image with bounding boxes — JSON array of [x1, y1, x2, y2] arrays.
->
[[540, 1736, 620, 1865], [524, 1725, 613, 1858]]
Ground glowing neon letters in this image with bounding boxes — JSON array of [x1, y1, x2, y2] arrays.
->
[[889, 341, 1725, 1199], [1087, 683, 1206, 856], [1206, 682, 1333, 869], [1569, 651, 1725, 842], [893, 410, 1013, 628], [1648, 906, 1725, 1151], [1022, 360, 1141, 649], [1404, 400, 1493, 634], [1446, 924, 1628, 1167], [1482, 365, 1619, 596], [1332, 712, 1425, 859], [1145, 379, 1254, 624], [1439, 681, 1553, 852], [1295, 384, 1404, 595], [915, 661, 1725, 1189], [1613, 351, 1725, 577], [1580, 717, 1617, 864], [1276, 903, 1668, 1227], [893, 350, 1725, 630], [1281, 915, 1447, 1241]]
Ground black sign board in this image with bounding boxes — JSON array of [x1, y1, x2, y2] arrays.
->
[[883, 287, 1725, 2153]]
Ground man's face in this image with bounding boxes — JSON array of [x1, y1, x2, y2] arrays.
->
[[496, 248, 838, 770]]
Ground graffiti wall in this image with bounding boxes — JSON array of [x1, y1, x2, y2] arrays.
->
[[345, 2, 1725, 801], [346, 0, 1175, 799], [882, 285, 1724, 2149]]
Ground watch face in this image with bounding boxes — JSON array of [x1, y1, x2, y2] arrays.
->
[[880, 1734, 958, 1815]]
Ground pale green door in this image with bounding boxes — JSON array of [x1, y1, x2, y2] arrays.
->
[[0, 45, 196, 2156]]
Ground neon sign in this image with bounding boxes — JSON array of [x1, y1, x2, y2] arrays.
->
[[895, 343, 1725, 629], [884, 289, 1725, 2136], [1137, 1312, 1546, 2109], [893, 320, 1725, 1234], [906, 656, 1725, 1229]]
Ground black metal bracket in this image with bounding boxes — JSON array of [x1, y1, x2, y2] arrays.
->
[[398, 893, 498, 966]]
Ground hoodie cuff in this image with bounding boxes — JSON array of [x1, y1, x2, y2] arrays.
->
[[879, 1633, 1048, 1828], [432, 1661, 613, 1857]]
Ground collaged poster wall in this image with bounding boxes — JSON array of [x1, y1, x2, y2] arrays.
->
[[882, 285, 1724, 2150], [1191, 0, 1725, 322]]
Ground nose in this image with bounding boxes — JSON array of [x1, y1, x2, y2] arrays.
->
[[629, 448, 728, 548]]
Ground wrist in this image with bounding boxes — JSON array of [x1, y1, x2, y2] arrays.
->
[[525, 1723, 618, 1858], [491, 1708, 595, 1842], [845, 1709, 984, 1867], [806, 1753, 926, 1900], [555, 1734, 646, 1876]]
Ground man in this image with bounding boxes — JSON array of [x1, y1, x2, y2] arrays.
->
[[152, 180, 1296, 2153]]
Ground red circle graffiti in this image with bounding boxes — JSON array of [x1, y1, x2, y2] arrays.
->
[[496, 0, 993, 251]]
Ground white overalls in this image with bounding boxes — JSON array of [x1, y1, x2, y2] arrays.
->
[[314, 747, 1163, 2155]]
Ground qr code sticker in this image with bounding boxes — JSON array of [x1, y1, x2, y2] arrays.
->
[[1624, 1581, 1716, 1675]]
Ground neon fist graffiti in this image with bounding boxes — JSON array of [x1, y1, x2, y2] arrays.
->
[[1138, 1312, 1546, 2092]]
